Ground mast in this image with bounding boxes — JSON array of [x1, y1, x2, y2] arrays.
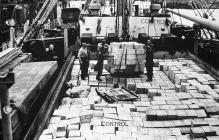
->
[[121, 0, 130, 40], [166, 8, 219, 32]]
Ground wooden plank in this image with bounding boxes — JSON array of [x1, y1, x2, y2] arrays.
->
[[201, 126, 216, 136], [191, 127, 205, 138], [0, 53, 31, 74], [0, 48, 15, 59], [207, 136, 219, 140], [23, 53, 75, 140], [0, 48, 22, 69]]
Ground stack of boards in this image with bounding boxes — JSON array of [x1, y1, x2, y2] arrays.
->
[[0, 48, 22, 69], [96, 87, 138, 103], [106, 42, 146, 75], [0, 48, 32, 76]]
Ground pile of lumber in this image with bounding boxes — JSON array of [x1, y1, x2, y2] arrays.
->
[[0, 48, 22, 71], [106, 42, 146, 75]]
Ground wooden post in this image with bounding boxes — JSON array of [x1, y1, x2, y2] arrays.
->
[[10, 27, 15, 48], [24, 20, 30, 34], [194, 29, 200, 56], [64, 28, 69, 57], [66, 0, 70, 8], [0, 85, 13, 140]]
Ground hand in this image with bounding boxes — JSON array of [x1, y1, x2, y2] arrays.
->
[[79, 59, 82, 64]]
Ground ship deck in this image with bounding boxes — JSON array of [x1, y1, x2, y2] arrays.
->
[[39, 58, 219, 140]]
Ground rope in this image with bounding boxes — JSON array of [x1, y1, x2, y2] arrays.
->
[[171, 0, 175, 24], [196, 0, 206, 15], [189, 2, 198, 16], [207, 0, 217, 11], [29, 0, 58, 39], [200, 0, 214, 19], [206, 0, 217, 19], [148, 16, 150, 36], [192, 1, 203, 17], [116, 45, 125, 86], [175, 0, 183, 25], [208, 4, 219, 17], [153, 22, 157, 36]]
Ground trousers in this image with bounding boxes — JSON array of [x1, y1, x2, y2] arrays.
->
[[146, 64, 153, 81], [80, 57, 89, 79], [96, 55, 104, 79]]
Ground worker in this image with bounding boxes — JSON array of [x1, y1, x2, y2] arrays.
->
[[145, 40, 154, 81], [46, 44, 58, 61], [78, 43, 89, 80], [95, 40, 109, 81]]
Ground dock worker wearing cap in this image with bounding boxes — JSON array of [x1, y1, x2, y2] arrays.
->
[[145, 39, 154, 81], [78, 43, 89, 80], [46, 44, 58, 61], [95, 40, 109, 81]]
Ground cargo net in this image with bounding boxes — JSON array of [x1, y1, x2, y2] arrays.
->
[[106, 42, 146, 76]]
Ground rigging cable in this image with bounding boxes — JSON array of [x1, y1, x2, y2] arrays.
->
[[148, 15, 150, 36], [199, 0, 214, 19], [17, 0, 51, 47], [192, 1, 203, 17], [201, 0, 214, 19], [208, 4, 219, 17], [190, 0, 209, 39], [191, 0, 212, 39], [189, 1, 198, 16], [205, 0, 217, 19], [175, 0, 183, 25], [196, 0, 206, 15], [206, 0, 217, 12], [153, 22, 158, 36], [170, 0, 175, 25]]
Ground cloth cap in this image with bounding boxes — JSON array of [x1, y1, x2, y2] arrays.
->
[[82, 43, 87, 47]]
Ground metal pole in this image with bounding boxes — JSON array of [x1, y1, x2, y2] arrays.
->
[[0, 85, 13, 140], [66, 0, 70, 8], [166, 8, 219, 32]]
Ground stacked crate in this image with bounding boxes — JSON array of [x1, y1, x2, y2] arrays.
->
[[107, 42, 146, 74], [126, 70, 175, 97], [39, 58, 219, 140]]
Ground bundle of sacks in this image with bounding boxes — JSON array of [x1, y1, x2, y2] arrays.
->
[[66, 86, 91, 98]]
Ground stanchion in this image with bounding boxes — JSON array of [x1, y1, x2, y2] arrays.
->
[[0, 70, 15, 140]]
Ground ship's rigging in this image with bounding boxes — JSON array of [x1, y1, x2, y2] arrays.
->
[[18, 0, 58, 47]]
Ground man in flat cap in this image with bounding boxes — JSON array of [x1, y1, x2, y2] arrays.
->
[[95, 39, 109, 81], [78, 43, 89, 80]]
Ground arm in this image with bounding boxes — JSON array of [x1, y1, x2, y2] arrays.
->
[[78, 49, 82, 64], [97, 43, 101, 52], [97, 43, 101, 55]]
